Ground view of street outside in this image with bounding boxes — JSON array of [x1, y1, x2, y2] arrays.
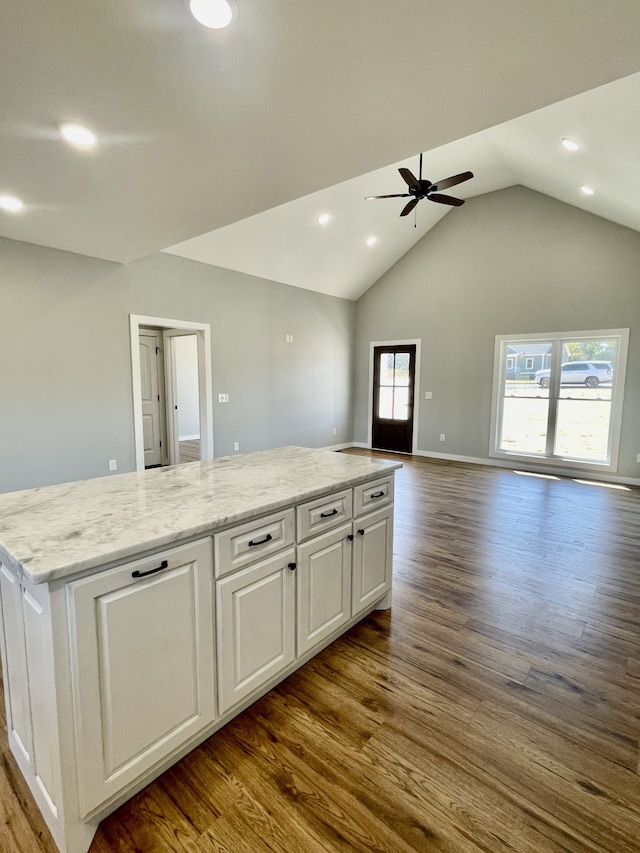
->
[[500, 380, 612, 461]]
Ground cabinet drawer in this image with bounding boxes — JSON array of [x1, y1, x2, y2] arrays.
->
[[296, 489, 352, 542], [214, 508, 295, 578], [353, 477, 394, 517]]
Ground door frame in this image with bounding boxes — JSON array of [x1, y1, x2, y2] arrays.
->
[[130, 315, 214, 471], [367, 339, 421, 453], [163, 329, 203, 466]]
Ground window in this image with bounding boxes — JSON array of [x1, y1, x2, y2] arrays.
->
[[506, 357, 515, 370], [490, 329, 629, 471], [525, 357, 534, 370], [377, 351, 410, 420]]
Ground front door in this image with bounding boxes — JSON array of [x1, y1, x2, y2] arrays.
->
[[371, 345, 416, 453]]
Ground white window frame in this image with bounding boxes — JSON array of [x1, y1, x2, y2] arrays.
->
[[489, 328, 629, 473], [525, 357, 534, 370]]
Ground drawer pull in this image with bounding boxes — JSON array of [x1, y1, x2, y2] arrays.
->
[[347, 534, 354, 542], [248, 533, 273, 547], [370, 490, 385, 499], [358, 529, 365, 536], [288, 562, 297, 571], [132, 560, 168, 579], [320, 508, 339, 518]]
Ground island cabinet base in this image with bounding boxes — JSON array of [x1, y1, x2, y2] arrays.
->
[[0, 450, 399, 853]]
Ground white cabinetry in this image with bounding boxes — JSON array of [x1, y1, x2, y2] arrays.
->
[[0, 448, 399, 853], [67, 538, 215, 815], [352, 506, 393, 616], [216, 548, 296, 714], [296, 522, 352, 656], [351, 476, 394, 616]]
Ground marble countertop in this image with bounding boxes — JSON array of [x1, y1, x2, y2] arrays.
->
[[0, 447, 401, 585]]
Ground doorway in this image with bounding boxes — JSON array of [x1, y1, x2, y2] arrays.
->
[[130, 315, 214, 471], [370, 342, 419, 454], [164, 331, 201, 465]]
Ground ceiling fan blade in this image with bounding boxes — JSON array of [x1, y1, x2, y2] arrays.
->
[[431, 171, 474, 192], [428, 193, 465, 207], [400, 198, 419, 217], [399, 168, 419, 189], [365, 193, 412, 199]]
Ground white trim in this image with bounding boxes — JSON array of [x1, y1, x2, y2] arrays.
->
[[322, 442, 356, 451], [349, 443, 640, 487], [366, 339, 422, 452], [489, 328, 629, 473], [130, 315, 214, 471]]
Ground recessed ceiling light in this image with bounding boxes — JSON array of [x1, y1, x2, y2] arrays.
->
[[366, 236, 377, 247], [0, 195, 24, 212], [580, 185, 595, 196], [318, 213, 330, 225], [189, 0, 236, 28], [561, 138, 580, 152], [59, 123, 97, 148]]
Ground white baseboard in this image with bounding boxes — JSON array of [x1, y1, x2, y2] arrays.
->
[[178, 434, 200, 442], [323, 442, 357, 451], [348, 443, 640, 487]]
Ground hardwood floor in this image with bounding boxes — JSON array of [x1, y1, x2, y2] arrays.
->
[[2, 452, 640, 852], [179, 440, 201, 463]]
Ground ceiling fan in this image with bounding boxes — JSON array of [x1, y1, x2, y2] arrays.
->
[[366, 153, 474, 217]]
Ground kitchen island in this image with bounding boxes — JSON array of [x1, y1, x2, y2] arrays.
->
[[0, 447, 401, 853]]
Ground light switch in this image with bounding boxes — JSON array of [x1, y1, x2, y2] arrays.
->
[[425, 391, 433, 399]]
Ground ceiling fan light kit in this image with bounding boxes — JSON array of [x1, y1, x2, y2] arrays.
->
[[367, 153, 473, 218]]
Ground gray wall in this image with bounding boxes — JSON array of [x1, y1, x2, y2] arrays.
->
[[354, 186, 640, 480], [0, 238, 356, 493], [4, 184, 639, 494]]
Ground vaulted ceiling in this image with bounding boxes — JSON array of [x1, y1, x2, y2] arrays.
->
[[2, 1, 640, 299]]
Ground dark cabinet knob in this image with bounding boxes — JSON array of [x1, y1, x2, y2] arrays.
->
[[358, 529, 365, 536], [288, 562, 297, 571], [347, 534, 354, 541]]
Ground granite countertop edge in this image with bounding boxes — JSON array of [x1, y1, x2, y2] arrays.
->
[[0, 448, 402, 586]]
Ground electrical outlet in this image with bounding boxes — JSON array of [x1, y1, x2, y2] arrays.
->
[[233, 442, 240, 452], [285, 333, 294, 343], [439, 434, 445, 442], [108, 459, 118, 471], [425, 391, 433, 399], [637, 453, 640, 463], [332, 428, 337, 435], [218, 393, 229, 403]]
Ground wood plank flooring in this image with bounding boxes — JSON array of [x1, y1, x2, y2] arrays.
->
[[2, 451, 640, 852], [179, 440, 201, 464]]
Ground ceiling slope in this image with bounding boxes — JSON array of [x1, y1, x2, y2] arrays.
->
[[2, 1, 640, 263]]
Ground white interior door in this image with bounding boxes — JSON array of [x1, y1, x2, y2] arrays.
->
[[139, 330, 164, 467]]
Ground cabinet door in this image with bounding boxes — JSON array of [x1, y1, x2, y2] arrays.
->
[[352, 506, 393, 617], [216, 549, 295, 715], [297, 524, 352, 656], [67, 538, 215, 816]]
